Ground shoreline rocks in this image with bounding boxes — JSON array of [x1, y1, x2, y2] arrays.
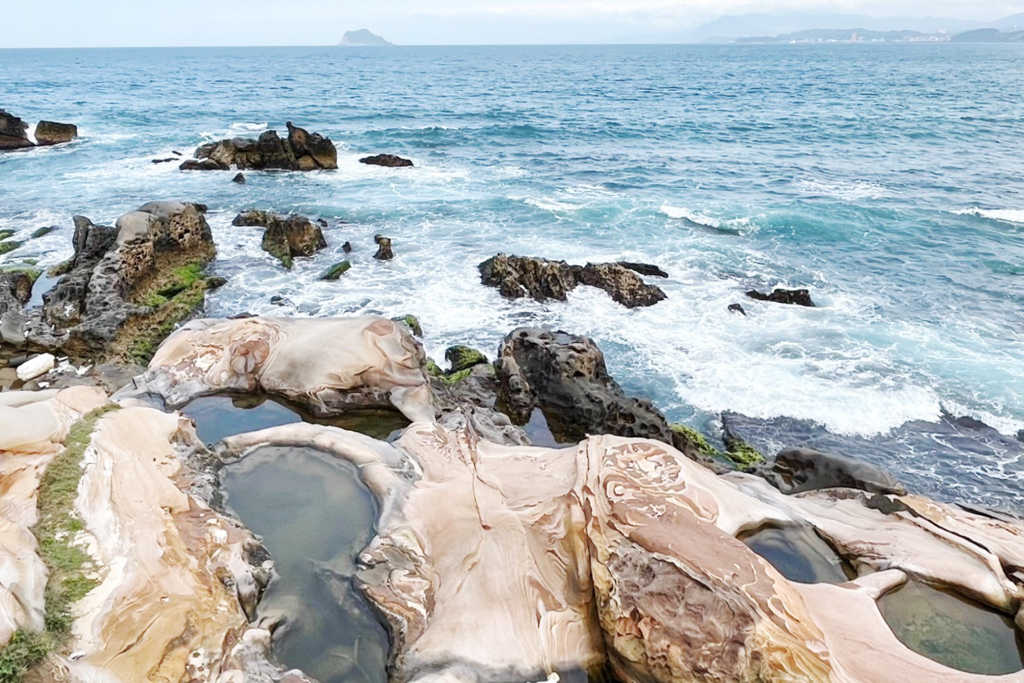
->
[[182, 122, 338, 171], [479, 253, 667, 308], [33, 120, 77, 146], [0, 110, 78, 149]]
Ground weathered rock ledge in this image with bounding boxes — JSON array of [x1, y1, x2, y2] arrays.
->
[[182, 123, 338, 171]]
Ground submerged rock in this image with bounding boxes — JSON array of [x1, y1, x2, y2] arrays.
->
[[618, 261, 668, 277], [232, 172, 246, 183], [183, 122, 338, 171], [33, 120, 77, 146], [0, 109, 34, 150], [319, 260, 351, 280], [359, 153, 413, 167], [728, 302, 747, 315], [746, 287, 816, 307]]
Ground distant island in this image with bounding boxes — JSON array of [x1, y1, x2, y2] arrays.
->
[[338, 29, 393, 46], [951, 28, 1024, 42]]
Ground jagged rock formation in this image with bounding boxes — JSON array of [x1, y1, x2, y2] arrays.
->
[[757, 446, 907, 495], [479, 254, 667, 308], [746, 287, 816, 306], [0, 203, 218, 363], [182, 123, 338, 171], [118, 315, 434, 422], [374, 234, 394, 260], [0, 110, 34, 150], [261, 215, 327, 269]]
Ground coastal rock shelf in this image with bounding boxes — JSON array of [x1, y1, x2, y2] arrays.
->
[[6, 316, 1024, 682]]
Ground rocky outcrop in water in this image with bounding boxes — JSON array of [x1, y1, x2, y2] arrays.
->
[[182, 123, 338, 171], [0, 110, 34, 150], [33, 120, 77, 146], [373, 234, 394, 260], [746, 287, 815, 306], [0, 203, 218, 365], [360, 153, 413, 167], [261, 214, 327, 269], [576, 262, 667, 307], [760, 446, 907, 495], [479, 254, 667, 308]]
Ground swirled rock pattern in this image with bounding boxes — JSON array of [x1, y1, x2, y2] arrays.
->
[[120, 315, 434, 422]]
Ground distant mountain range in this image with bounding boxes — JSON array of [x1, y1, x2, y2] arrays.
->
[[338, 29, 392, 46], [689, 11, 1024, 44]]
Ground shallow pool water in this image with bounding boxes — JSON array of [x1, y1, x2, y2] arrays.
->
[[878, 580, 1024, 675], [221, 445, 388, 683], [741, 525, 852, 584]]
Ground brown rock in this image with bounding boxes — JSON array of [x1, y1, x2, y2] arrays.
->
[[34, 120, 78, 146], [374, 234, 394, 260], [478, 254, 578, 301], [261, 215, 327, 269], [0, 110, 34, 151], [359, 153, 413, 167], [576, 262, 667, 308]]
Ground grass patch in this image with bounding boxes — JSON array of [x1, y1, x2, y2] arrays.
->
[[0, 405, 118, 681], [0, 630, 53, 682]]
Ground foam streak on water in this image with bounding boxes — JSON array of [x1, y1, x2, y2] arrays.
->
[[2, 44, 1024, 510]]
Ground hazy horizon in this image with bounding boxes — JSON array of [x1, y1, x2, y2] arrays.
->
[[3, 1, 1023, 49]]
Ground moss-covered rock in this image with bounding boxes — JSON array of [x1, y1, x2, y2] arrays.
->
[[670, 424, 717, 456], [0, 240, 22, 255], [319, 260, 351, 281], [445, 345, 488, 374], [393, 314, 422, 337], [0, 229, 14, 241], [30, 226, 56, 239], [724, 436, 764, 467]]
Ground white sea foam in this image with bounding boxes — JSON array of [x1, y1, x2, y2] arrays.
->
[[793, 178, 887, 201], [955, 207, 1024, 225], [660, 204, 721, 227]]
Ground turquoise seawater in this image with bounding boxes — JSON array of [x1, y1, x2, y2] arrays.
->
[[2, 44, 1023, 510]]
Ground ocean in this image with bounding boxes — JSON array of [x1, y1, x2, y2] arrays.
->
[[2, 43, 1023, 512]]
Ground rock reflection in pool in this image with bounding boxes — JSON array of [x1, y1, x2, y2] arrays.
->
[[222, 446, 388, 683], [741, 525, 851, 584], [182, 394, 409, 444], [878, 580, 1024, 675]]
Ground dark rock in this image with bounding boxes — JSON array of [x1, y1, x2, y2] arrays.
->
[[206, 276, 228, 290], [618, 261, 668, 278], [319, 261, 351, 280], [261, 215, 327, 269], [34, 120, 77, 146], [187, 125, 337, 171], [232, 173, 246, 184], [0, 110, 34, 151], [180, 158, 228, 171], [42, 216, 118, 327], [342, 241, 353, 253], [152, 157, 178, 164], [172, 150, 182, 156], [760, 447, 906, 496], [478, 254, 578, 302], [746, 288, 815, 307], [270, 295, 291, 306], [576, 263, 667, 308], [728, 303, 747, 315], [1, 271, 34, 306], [316, 218, 328, 228], [232, 210, 277, 227], [445, 345, 488, 374], [374, 235, 394, 261], [359, 153, 413, 167], [286, 122, 338, 170], [495, 327, 675, 445]]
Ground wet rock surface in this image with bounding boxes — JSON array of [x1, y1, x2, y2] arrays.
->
[[359, 153, 413, 167], [746, 287, 816, 306], [183, 122, 338, 171], [0, 109, 34, 150], [261, 214, 327, 269], [373, 234, 394, 260], [33, 120, 77, 146], [479, 254, 667, 308], [760, 446, 907, 495]]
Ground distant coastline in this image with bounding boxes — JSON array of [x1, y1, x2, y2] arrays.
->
[[338, 29, 393, 46]]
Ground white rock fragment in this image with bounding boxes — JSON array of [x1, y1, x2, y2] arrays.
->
[[16, 353, 55, 381]]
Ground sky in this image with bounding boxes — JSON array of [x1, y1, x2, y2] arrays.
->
[[1, 0, 1022, 48]]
